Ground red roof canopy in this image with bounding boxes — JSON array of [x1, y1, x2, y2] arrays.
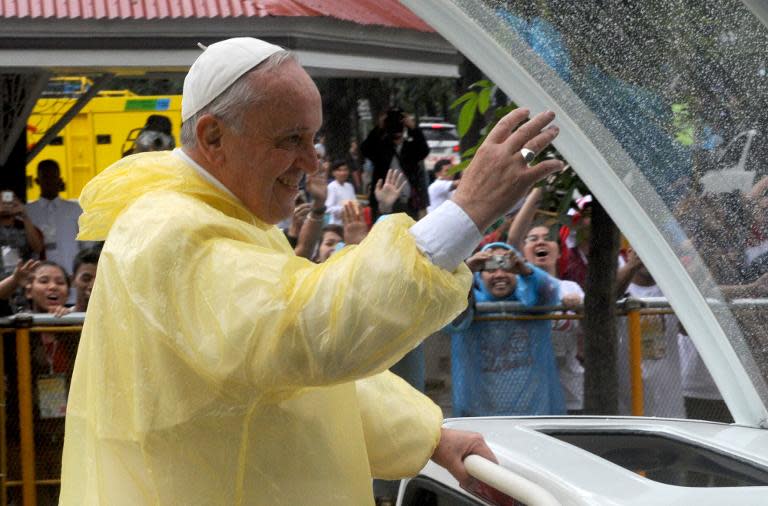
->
[[0, 0, 433, 31]]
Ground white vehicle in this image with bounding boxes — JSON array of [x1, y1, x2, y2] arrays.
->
[[399, 0, 768, 504], [419, 119, 460, 171]]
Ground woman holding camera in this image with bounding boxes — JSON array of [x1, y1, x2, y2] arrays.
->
[[446, 242, 566, 417]]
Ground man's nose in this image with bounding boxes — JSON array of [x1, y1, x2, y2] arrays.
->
[[298, 142, 319, 174]]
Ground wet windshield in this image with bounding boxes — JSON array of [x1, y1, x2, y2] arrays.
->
[[411, 0, 768, 414]]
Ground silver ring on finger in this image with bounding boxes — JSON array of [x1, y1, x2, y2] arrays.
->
[[520, 148, 535, 163]]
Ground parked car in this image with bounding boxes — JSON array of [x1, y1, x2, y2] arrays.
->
[[419, 119, 460, 171], [400, 0, 768, 504]]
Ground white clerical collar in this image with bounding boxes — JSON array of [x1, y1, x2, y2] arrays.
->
[[173, 148, 238, 201]]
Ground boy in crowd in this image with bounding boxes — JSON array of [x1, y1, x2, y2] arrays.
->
[[427, 159, 459, 214], [71, 247, 100, 312], [324, 160, 357, 225]]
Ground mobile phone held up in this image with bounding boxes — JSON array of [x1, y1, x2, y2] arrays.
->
[[1, 191, 14, 203]]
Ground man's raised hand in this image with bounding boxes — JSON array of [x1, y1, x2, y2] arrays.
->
[[452, 109, 563, 232], [305, 169, 328, 203], [375, 168, 407, 214]]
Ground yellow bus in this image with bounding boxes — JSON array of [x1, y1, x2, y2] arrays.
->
[[26, 78, 182, 201]]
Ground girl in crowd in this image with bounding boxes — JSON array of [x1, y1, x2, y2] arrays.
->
[[24, 261, 77, 497], [508, 187, 585, 413]]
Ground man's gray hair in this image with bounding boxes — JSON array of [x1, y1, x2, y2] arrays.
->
[[180, 50, 297, 147]]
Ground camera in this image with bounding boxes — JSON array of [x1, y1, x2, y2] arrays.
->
[[1, 191, 14, 203], [383, 108, 405, 136], [483, 255, 512, 272]]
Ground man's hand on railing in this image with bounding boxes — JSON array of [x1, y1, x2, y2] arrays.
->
[[431, 428, 498, 489]]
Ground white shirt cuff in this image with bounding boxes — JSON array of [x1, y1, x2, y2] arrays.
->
[[409, 200, 482, 271]]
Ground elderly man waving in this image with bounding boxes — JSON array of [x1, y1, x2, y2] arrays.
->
[[60, 38, 563, 505]]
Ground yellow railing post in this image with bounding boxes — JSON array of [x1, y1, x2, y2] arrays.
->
[[1, 330, 6, 506], [15, 327, 37, 506], [627, 309, 644, 416]]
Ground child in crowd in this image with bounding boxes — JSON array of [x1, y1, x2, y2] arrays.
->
[[325, 160, 357, 225], [314, 225, 344, 263], [24, 261, 77, 491], [70, 247, 100, 313], [25, 261, 69, 315], [427, 159, 458, 213]]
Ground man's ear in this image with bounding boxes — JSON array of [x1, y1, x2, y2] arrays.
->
[[195, 114, 226, 166]]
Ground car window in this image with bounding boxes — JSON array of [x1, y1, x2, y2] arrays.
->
[[401, 476, 486, 505], [406, 0, 768, 418], [545, 430, 768, 487]]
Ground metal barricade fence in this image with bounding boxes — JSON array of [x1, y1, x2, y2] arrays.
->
[[1, 313, 84, 506], [420, 298, 738, 422]]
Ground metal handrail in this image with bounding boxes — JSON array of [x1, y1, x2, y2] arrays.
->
[[475, 296, 768, 314], [0, 313, 86, 328], [0, 317, 85, 506], [464, 455, 561, 506]]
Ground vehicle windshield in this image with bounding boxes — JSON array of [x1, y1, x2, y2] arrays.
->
[[409, 0, 768, 417]]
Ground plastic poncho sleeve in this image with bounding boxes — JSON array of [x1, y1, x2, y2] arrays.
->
[[515, 264, 562, 307], [103, 191, 472, 423], [355, 371, 443, 479]]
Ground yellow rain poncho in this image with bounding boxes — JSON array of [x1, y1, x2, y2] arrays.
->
[[60, 151, 472, 505]]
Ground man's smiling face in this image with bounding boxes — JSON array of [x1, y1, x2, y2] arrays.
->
[[216, 60, 323, 224]]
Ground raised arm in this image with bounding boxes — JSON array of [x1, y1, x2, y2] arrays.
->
[[294, 170, 327, 258], [507, 186, 544, 251]]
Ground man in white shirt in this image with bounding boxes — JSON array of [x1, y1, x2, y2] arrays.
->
[[617, 250, 685, 418], [427, 159, 459, 213], [26, 159, 84, 275]]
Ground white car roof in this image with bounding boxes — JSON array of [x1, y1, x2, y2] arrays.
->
[[401, 417, 768, 505]]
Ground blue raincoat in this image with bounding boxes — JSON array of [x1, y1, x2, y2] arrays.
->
[[448, 243, 565, 416]]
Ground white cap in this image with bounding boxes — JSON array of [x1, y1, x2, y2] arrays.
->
[[181, 37, 284, 122]]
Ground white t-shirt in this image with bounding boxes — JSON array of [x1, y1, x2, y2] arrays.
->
[[678, 333, 722, 400], [324, 180, 357, 225], [427, 179, 454, 214], [617, 283, 685, 418], [553, 279, 585, 410]]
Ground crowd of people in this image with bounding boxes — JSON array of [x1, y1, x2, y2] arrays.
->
[[277, 123, 765, 426], [3, 104, 751, 478], [0, 159, 100, 317], [5, 37, 766, 506]]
